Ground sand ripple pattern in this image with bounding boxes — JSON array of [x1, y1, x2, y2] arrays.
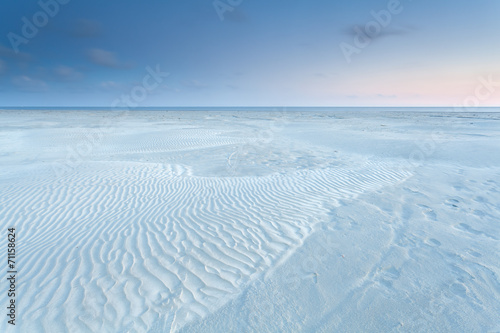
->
[[0, 160, 411, 332], [93, 129, 251, 155]]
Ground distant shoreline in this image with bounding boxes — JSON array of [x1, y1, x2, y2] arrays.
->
[[1, 106, 499, 112]]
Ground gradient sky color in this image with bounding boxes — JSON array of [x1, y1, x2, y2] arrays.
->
[[0, 0, 499, 107]]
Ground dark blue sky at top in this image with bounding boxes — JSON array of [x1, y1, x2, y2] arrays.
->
[[0, 0, 499, 107]]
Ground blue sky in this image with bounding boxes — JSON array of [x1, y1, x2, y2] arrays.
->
[[0, 0, 499, 107]]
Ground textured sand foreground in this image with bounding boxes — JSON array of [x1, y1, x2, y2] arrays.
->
[[0, 110, 499, 332]]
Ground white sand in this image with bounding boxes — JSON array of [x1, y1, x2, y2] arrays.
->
[[0, 110, 499, 332]]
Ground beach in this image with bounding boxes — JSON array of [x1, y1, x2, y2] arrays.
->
[[1, 110, 499, 332]]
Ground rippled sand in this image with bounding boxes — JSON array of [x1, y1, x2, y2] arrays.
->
[[1, 110, 499, 332]]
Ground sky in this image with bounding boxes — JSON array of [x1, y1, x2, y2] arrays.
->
[[0, 0, 499, 107]]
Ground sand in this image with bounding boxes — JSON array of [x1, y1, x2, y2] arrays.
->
[[0, 110, 499, 332]]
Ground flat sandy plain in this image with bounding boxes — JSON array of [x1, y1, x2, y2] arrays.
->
[[0, 110, 499, 332]]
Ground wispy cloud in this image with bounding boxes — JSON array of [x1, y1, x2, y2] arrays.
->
[[0, 45, 32, 62], [314, 73, 329, 78], [71, 19, 102, 38], [100, 80, 121, 90], [377, 93, 398, 98], [342, 25, 416, 41], [86, 48, 130, 69], [12, 76, 48, 92], [181, 79, 208, 89], [54, 65, 83, 81]]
